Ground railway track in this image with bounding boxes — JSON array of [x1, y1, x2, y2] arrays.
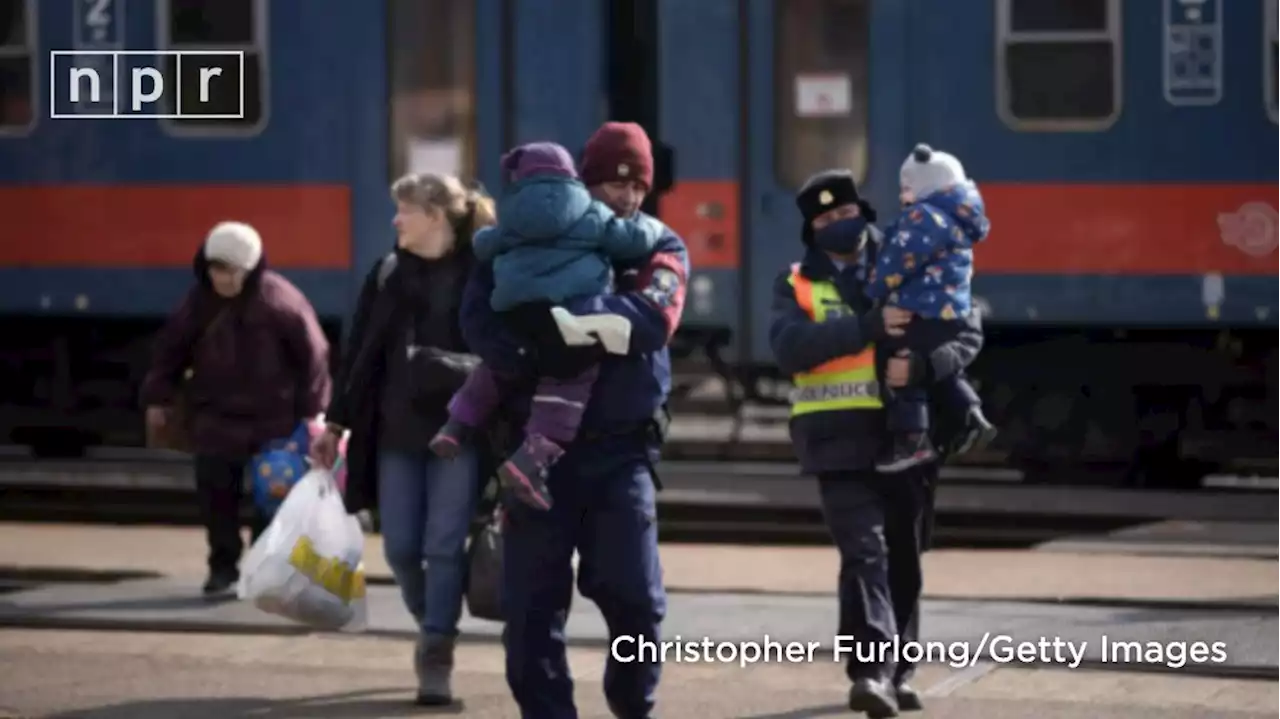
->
[[0, 449, 1273, 547]]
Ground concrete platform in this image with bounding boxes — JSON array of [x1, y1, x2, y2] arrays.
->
[[1, 523, 1274, 607], [0, 575, 1274, 676], [1038, 520, 1278, 559], [0, 628, 1275, 718], [657, 466, 1278, 521], [3, 456, 1276, 522]]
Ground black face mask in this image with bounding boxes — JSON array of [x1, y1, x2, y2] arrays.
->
[[813, 216, 868, 255]]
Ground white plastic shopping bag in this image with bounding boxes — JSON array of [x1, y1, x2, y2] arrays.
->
[[237, 467, 368, 632]]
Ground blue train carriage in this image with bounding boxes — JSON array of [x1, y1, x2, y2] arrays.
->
[[0, 0, 398, 449], [645, 0, 1277, 483], [0, 0, 637, 451], [0, 0, 1273, 488], [721, 0, 1280, 481], [0, 0, 581, 451], [893, 0, 1278, 485]]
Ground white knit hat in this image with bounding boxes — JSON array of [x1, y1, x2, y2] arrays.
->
[[203, 221, 262, 271], [900, 143, 967, 200]]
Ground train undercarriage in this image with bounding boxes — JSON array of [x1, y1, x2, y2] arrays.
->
[[0, 315, 1275, 491], [666, 322, 1278, 489]]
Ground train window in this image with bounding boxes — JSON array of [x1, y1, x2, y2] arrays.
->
[[774, 0, 870, 188], [388, 0, 478, 181], [0, 0, 34, 133], [996, 0, 1121, 130], [1010, 0, 1108, 33], [1267, 0, 1278, 123], [157, 0, 267, 134]]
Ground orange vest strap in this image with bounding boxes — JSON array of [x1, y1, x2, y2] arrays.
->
[[789, 266, 814, 316], [808, 351, 874, 375], [788, 265, 875, 376]]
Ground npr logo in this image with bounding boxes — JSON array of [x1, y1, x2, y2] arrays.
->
[[50, 50, 245, 119]]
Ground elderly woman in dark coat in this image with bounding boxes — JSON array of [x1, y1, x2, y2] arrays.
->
[[141, 221, 332, 598]]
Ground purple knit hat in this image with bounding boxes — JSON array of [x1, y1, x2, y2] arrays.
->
[[501, 142, 578, 182]]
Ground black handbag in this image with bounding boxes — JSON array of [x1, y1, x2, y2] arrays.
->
[[465, 500, 504, 623], [407, 343, 479, 397], [377, 251, 478, 404]]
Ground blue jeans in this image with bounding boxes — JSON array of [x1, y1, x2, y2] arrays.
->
[[378, 448, 482, 637]]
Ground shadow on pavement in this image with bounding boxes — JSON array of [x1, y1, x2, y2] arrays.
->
[[736, 705, 848, 719], [0, 593, 234, 617], [0, 567, 162, 584], [42, 689, 466, 718]]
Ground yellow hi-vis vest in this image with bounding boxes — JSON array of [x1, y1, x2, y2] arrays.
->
[[786, 263, 883, 416]]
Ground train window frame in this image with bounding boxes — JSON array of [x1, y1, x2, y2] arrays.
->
[[0, 0, 38, 137], [1267, 0, 1277, 123], [772, 0, 872, 190], [387, 0, 480, 183], [155, 0, 270, 138], [994, 0, 1123, 132]]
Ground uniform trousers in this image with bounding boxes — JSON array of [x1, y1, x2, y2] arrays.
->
[[817, 464, 936, 685], [501, 433, 666, 719]]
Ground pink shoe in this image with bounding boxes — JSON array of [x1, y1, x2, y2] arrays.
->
[[497, 436, 562, 511], [429, 419, 469, 460]]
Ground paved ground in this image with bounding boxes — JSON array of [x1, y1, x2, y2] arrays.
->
[[3, 577, 1275, 672], [1036, 519, 1278, 559], [0, 629, 1275, 719], [0, 520, 1275, 717], [1, 523, 1275, 605]]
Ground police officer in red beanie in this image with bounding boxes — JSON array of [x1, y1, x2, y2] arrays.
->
[[580, 120, 654, 218], [459, 121, 687, 719]]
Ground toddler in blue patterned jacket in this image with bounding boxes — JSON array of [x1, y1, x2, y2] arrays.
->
[[865, 144, 997, 472]]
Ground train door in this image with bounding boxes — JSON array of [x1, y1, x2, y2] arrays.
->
[[505, 0, 607, 161], [604, 0, 669, 218], [742, 0, 909, 366], [508, 0, 743, 358], [499, 0, 670, 196], [506, 0, 677, 209]]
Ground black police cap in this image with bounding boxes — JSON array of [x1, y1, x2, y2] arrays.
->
[[795, 170, 877, 230]]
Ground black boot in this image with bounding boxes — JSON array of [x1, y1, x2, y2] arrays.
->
[[202, 568, 238, 599], [895, 683, 923, 711], [953, 406, 998, 455], [848, 677, 898, 717], [875, 433, 937, 474]]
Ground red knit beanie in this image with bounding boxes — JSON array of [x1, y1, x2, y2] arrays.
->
[[580, 122, 654, 190]]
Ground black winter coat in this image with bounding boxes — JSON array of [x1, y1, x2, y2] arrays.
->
[[769, 238, 984, 475], [326, 246, 502, 514]]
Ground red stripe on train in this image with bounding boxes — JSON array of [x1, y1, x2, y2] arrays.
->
[[0, 185, 351, 269], [977, 184, 1277, 275]]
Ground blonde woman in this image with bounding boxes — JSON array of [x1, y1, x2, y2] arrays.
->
[[311, 173, 497, 707]]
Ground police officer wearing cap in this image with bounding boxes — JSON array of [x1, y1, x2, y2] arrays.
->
[[769, 169, 984, 717]]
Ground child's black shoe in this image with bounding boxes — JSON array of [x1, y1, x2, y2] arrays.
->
[[953, 406, 998, 455], [876, 433, 938, 474]]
